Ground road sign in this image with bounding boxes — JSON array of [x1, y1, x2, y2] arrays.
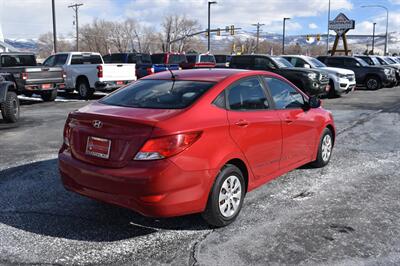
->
[[329, 13, 355, 36]]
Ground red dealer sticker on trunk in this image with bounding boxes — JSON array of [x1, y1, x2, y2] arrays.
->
[[86, 136, 111, 159]]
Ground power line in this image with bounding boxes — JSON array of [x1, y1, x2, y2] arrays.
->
[[68, 3, 83, 51], [251, 22, 264, 53]]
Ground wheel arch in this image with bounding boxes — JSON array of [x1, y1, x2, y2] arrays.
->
[[75, 75, 90, 89], [326, 124, 336, 146], [225, 158, 249, 193], [0, 81, 16, 104]]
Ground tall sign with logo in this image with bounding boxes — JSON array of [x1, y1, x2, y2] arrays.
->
[[328, 13, 355, 55]]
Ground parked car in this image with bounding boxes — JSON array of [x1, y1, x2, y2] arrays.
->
[[355, 55, 400, 87], [59, 68, 335, 227], [103, 53, 153, 79], [229, 55, 330, 96], [0, 73, 19, 123], [150, 53, 187, 74], [0, 52, 64, 101], [317, 56, 396, 90], [44, 52, 137, 99], [214, 54, 232, 68], [283, 55, 356, 98], [183, 53, 216, 69]]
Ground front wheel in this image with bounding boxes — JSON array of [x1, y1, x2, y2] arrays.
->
[[1, 91, 20, 123], [202, 164, 245, 227], [40, 89, 57, 102], [310, 128, 333, 168], [365, 76, 381, 90]]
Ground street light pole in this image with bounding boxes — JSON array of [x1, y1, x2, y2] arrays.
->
[[361, 5, 389, 55], [282, 17, 290, 55], [327, 0, 331, 54], [252, 22, 265, 53], [207, 1, 217, 52], [372, 22, 376, 55], [52, 0, 57, 53]]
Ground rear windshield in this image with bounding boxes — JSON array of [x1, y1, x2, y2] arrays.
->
[[100, 80, 215, 109], [215, 55, 230, 63], [71, 54, 103, 64], [151, 54, 165, 64], [186, 55, 196, 63], [103, 53, 126, 63], [1, 54, 36, 67], [168, 54, 187, 64], [200, 55, 216, 63]]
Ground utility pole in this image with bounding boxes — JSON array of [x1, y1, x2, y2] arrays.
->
[[68, 3, 83, 51], [282, 17, 290, 55], [207, 1, 217, 52], [52, 0, 57, 53], [251, 22, 265, 53], [327, 0, 331, 54], [372, 22, 376, 55]]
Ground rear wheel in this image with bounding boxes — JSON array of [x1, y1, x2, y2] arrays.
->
[[202, 164, 245, 227], [328, 80, 338, 98], [310, 128, 333, 168], [77, 80, 94, 100], [1, 91, 20, 123], [365, 76, 381, 90], [40, 89, 57, 102]]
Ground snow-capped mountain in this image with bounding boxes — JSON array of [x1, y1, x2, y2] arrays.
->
[[4, 38, 38, 51]]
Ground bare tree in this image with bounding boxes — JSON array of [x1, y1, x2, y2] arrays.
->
[[37, 32, 73, 59]]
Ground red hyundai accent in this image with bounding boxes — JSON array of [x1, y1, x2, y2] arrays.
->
[[59, 69, 335, 227]]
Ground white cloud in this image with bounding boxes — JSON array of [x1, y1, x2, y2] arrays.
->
[[0, 0, 353, 39], [309, 23, 318, 29]]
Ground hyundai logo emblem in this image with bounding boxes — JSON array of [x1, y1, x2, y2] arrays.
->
[[92, 120, 103, 128]]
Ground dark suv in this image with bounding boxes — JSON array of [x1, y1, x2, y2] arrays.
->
[[230, 55, 329, 96], [355, 55, 400, 87], [317, 56, 396, 90]]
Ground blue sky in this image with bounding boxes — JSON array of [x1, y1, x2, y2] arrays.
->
[[1, 0, 400, 39]]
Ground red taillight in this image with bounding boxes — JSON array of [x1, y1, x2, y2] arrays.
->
[[63, 118, 72, 148], [22, 72, 28, 80], [146, 67, 154, 75], [134, 131, 202, 160], [97, 65, 103, 78]]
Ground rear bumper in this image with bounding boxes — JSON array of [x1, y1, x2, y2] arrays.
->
[[23, 83, 61, 92], [94, 80, 134, 91], [58, 150, 215, 218]]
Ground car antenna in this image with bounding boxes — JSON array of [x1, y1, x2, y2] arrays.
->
[[167, 67, 176, 80]]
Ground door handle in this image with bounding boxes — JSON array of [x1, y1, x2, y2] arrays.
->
[[235, 120, 249, 127], [284, 119, 294, 124]]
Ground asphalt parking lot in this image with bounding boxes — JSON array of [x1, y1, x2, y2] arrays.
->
[[1, 88, 400, 265]]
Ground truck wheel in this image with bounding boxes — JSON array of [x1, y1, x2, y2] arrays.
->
[[40, 90, 57, 102], [365, 76, 381, 90], [1, 91, 20, 123], [77, 81, 94, 100]]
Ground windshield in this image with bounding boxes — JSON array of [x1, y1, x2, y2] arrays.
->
[[1, 54, 36, 67], [200, 55, 216, 63], [151, 54, 165, 64], [273, 57, 293, 68], [100, 80, 215, 109], [308, 57, 326, 68]]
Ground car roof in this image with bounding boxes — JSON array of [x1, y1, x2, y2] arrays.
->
[[142, 68, 275, 82]]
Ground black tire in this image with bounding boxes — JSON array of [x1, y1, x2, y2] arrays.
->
[[328, 80, 338, 98], [77, 80, 94, 100], [365, 76, 381, 90], [202, 164, 246, 227], [1, 91, 20, 123], [310, 128, 333, 168], [40, 89, 57, 102]]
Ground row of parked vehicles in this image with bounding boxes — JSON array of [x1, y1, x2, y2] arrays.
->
[[1, 50, 400, 124]]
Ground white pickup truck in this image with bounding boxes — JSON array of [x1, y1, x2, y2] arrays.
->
[[43, 52, 136, 99]]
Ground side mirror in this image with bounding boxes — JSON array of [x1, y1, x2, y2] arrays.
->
[[304, 64, 311, 68], [309, 96, 321, 108]]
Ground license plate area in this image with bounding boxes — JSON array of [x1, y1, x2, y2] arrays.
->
[[86, 136, 111, 159], [41, 84, 52, 89], [116, 81, 124, 85]]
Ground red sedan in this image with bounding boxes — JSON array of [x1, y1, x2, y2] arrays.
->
[[59, 69, 335, 227]]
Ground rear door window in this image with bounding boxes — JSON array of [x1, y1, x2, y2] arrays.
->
[[215, 55, 227, 63], [100, 80, 215, 109], [326, 57, 344, 67], [168, 54, 187, 64], [228, 77, 269, 110], [230, 56, 254, 69], [264, 77, 304, 109], [200, 55, 215, 63]]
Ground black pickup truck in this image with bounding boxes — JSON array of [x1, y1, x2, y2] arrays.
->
[[103, 52, 153, 79], [0, 73, 19, 123], [317, 56, 396, 90], [0, 52, 64, 101], [229, 55, 330, 96]]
